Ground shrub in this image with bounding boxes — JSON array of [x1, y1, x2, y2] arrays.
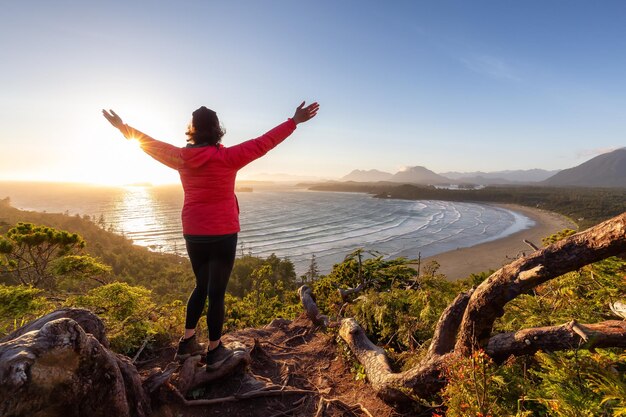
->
[[65, 282, 157, 354], [0, 284, 51, 336]]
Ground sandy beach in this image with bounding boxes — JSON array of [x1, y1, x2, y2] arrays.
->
[[421, 204, 578, 281]]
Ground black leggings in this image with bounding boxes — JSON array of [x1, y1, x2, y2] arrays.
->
[[184, 234, 238, 341]]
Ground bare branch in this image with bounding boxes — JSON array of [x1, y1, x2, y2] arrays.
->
[[486, 320, 626, 362], [170, 384, 315, 407], [427, 289, 474, 358], [523, 239, 540, 251], [338, 281, 370, 302]]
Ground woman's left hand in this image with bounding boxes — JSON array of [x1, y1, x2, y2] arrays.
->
[[102, 109, 126, 131]]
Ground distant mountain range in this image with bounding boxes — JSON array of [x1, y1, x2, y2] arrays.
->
[[390, 166, 451, 185], [341, 167, 557, 185], [341, 167, 450, 185], [441, 169, 560, 184], [542, 148, 626, 187], [340, 148, 626, 188], [341, 169, 394, 182]]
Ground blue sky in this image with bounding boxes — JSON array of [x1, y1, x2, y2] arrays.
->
[[1, 1, 625, 184]]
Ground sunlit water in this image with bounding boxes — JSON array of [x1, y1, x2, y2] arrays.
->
[[0, 183, 534, 274]]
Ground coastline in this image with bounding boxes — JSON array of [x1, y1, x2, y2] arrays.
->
[[421, 204, 577, 281], [1, 181, 581, 278]]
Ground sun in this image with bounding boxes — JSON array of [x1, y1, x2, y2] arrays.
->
[[83, 129, 179, 186], [127, 137, 143, 150]]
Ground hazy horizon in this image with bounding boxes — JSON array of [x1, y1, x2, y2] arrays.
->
[[0, 164, 565, 188], [2, 1, 626, 185], [0, 146, 620, 188]]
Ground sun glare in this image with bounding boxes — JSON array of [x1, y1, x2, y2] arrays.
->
[[127, 137, 142, 149], [82, 129, 180, 186]]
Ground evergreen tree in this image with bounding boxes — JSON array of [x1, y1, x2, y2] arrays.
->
[[303, 254, 320, 283]]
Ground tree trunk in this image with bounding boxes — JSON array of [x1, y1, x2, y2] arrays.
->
[[0, 309, 292, 416], [0, 310, 150, 417]]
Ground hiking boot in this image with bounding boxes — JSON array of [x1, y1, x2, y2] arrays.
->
[[205, 342, 234, 371], [175, 334, 204, 362]]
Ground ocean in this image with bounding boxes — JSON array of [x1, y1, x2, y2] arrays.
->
[[0, 182, 534, 274]]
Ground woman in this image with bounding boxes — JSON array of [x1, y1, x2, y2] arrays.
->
[[102, 101, 319, 369]]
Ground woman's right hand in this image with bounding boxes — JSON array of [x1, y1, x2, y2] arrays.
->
[[102, 109, 126, 131], [292, 101, 320, 125]]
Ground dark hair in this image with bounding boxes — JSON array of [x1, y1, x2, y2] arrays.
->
[[185, 106, 225, 146]]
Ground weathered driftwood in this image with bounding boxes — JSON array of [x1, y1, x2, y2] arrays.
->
[[426, 289, 474, 359], [298, 285, 328, 326], [339, 318, 448, 403], [0, 312, 150, 417], [313, 212, 626, 404], [456, 212, 626, 354], [486, 320, 626, 362], [0, 307, 109, 346]]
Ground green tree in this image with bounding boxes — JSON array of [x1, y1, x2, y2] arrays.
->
[[49, 255, 112, 292], [228, 253, 296, 298], [302, 254, 320, 284], [0, 222, 86, 288], [223, 261, 301, 331], [312, 250, 418, 314]]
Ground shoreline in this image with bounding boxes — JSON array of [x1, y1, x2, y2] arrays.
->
[[1, 182, 580, 278], [420, 204, 577, 281]]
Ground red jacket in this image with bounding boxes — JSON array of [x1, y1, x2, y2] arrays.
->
[[125, 119, 297, 235]]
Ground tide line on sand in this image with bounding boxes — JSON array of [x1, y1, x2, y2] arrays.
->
[[420, 204, 577, 281]]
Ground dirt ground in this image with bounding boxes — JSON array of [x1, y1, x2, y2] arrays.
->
[[138, 315, 429, 417]]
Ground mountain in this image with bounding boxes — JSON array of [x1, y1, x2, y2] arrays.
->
[[389, 166, 451, 185], [542, 148, 626, 187], [440, 169, 560, 183], [341, 169, 394, 182]]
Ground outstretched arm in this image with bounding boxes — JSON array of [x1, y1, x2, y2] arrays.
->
[[102, 109, 184, 170], [225, 101, 319, 169]]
